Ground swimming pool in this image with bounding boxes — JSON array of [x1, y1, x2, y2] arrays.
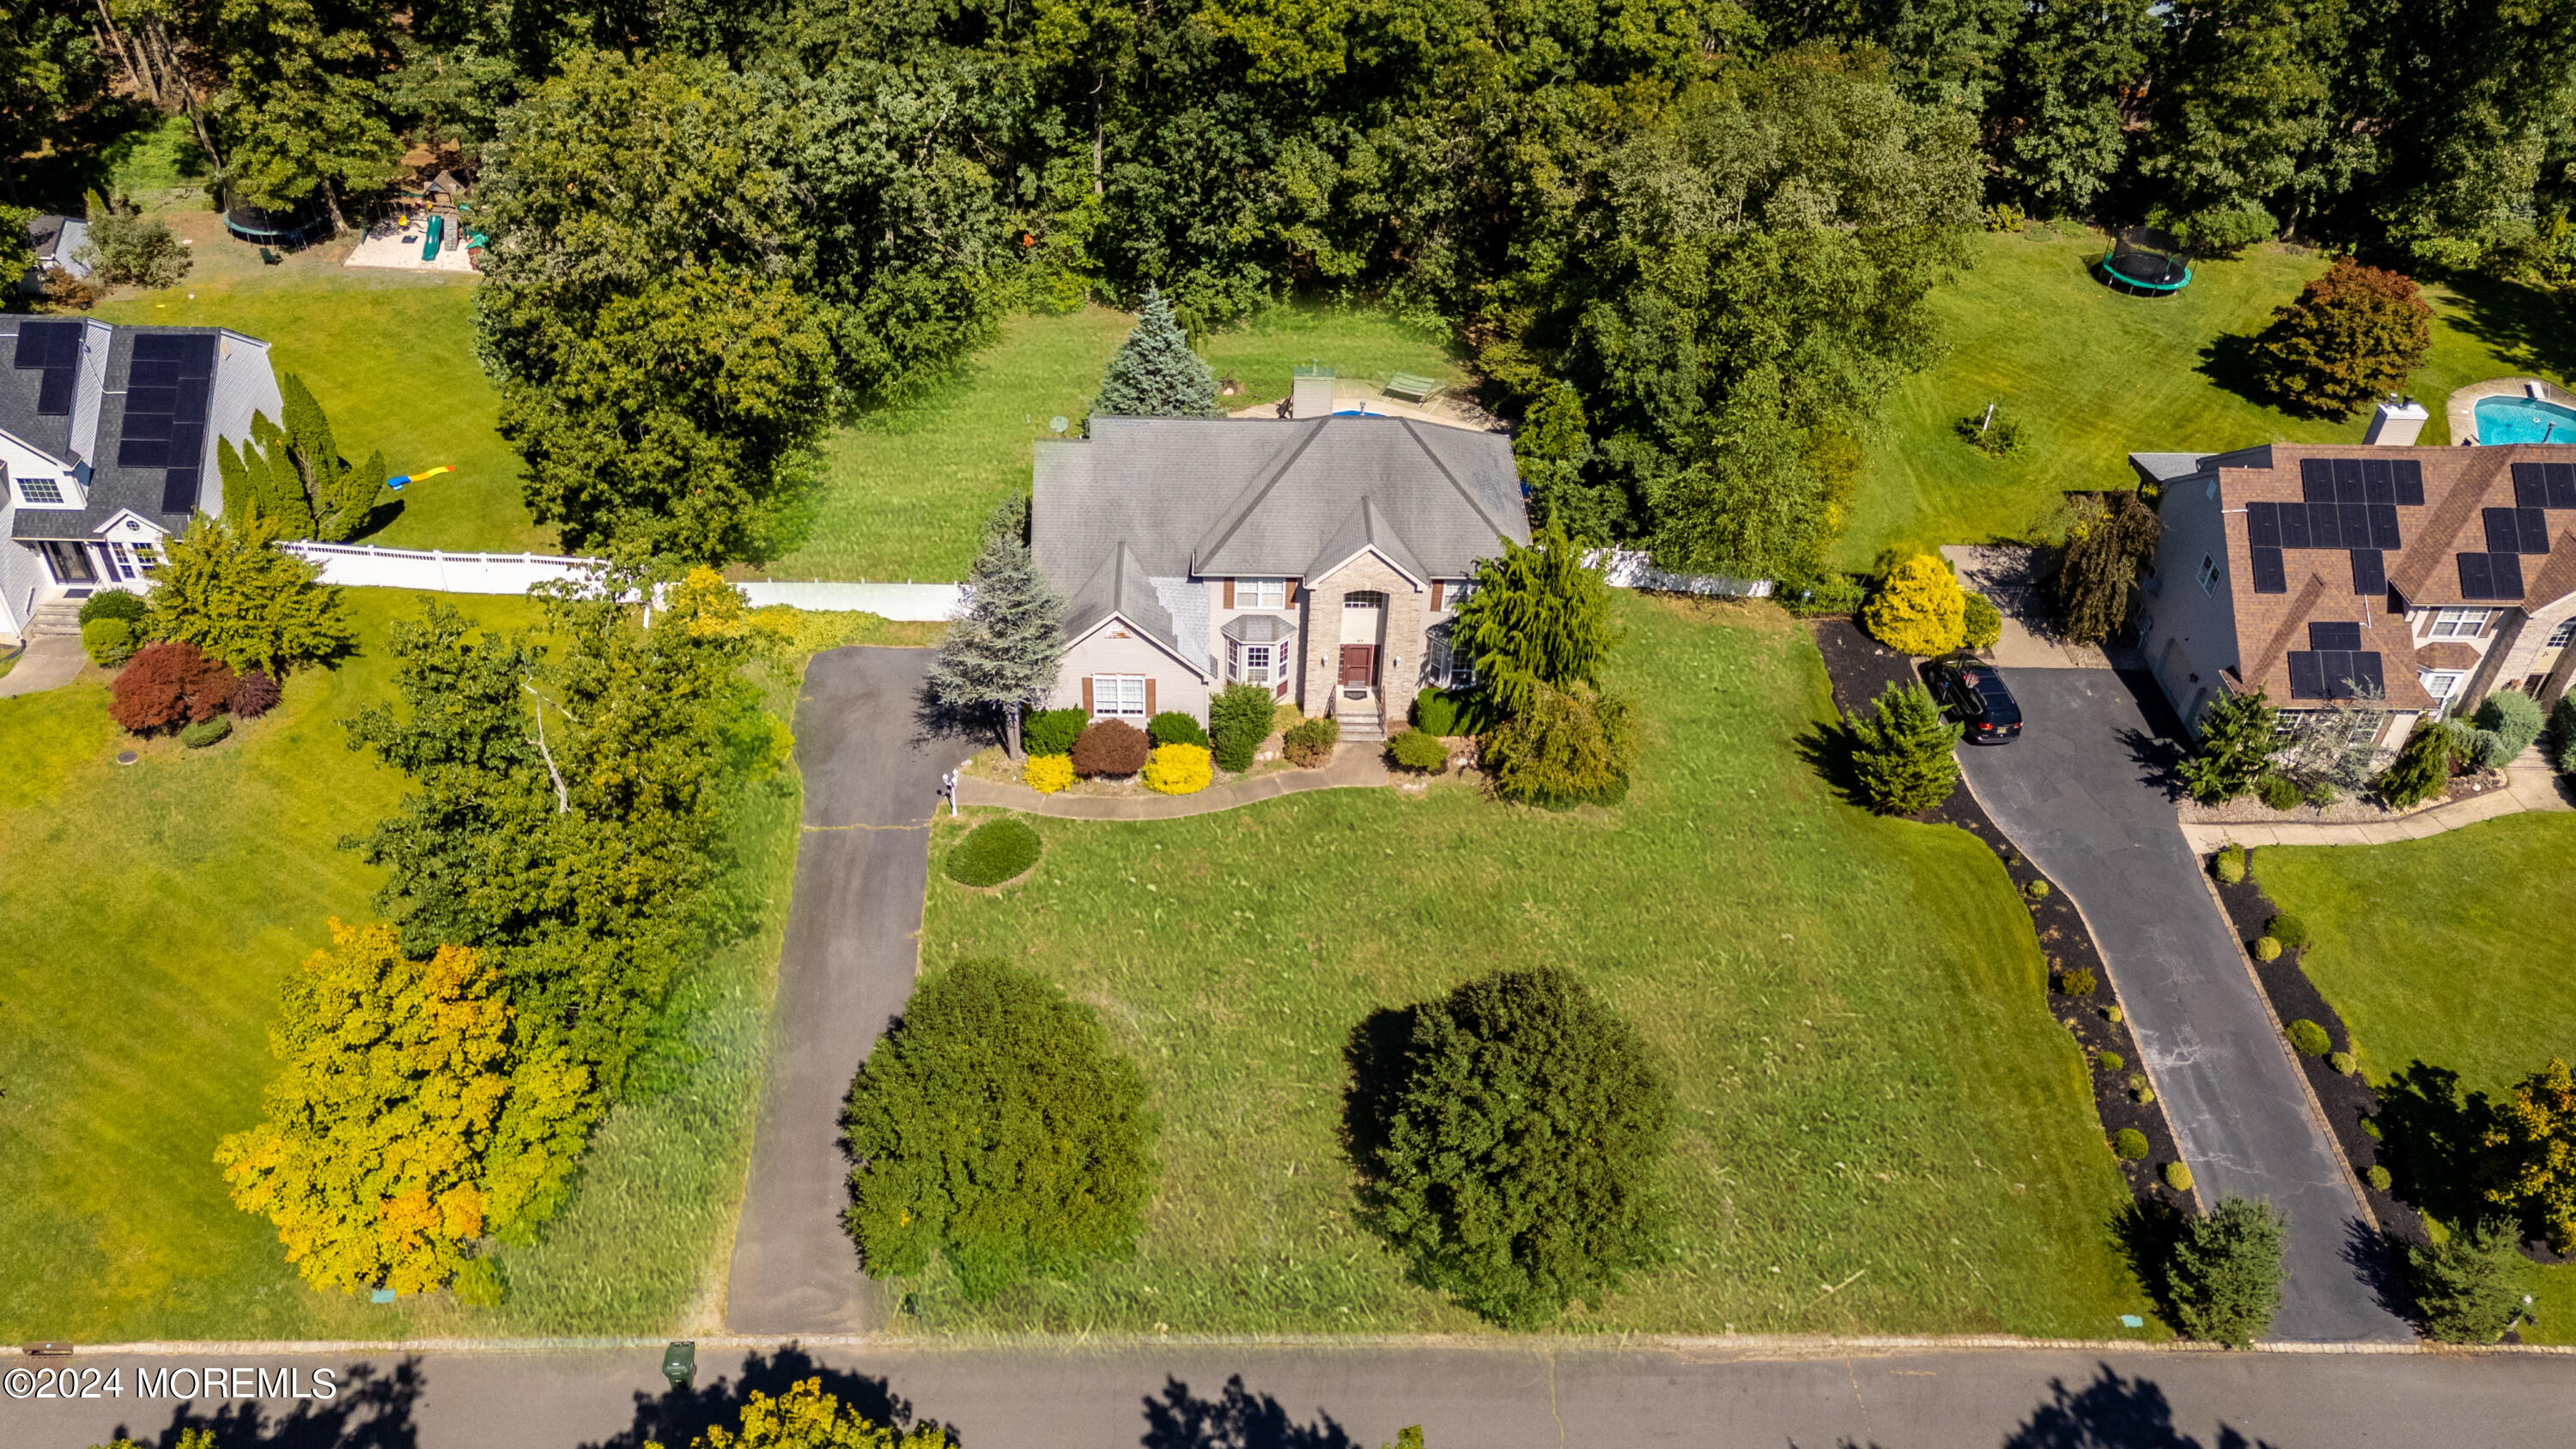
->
[[2475, 394, 2576, 444]]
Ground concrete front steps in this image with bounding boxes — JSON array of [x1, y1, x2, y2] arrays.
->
[[1334, 690, 1387, 743], [27, 601, 81, 638]]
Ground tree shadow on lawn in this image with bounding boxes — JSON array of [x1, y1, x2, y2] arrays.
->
[[1339, 1005, 1417, 1194], [113, 1358, 423, 1449], [1792, 718, 1874, 812], [1141, 1374, 1358, 1449], [582, 1345, 932, 1449], [2431, 271, 2576, 386], [2193, 330, 2275, 413], [2376, 1061, 2510, 1230], [1996, 1363, 2281, 1449]]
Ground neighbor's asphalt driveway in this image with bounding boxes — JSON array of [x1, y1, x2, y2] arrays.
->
[[1955, 668, 2412, 1344], [722, 647, 961, 1335]]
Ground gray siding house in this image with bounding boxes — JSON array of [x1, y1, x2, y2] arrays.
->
[[1031, 408, 1528, 739]]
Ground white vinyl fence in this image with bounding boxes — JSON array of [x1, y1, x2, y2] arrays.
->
[[1591, 547, 1774, 599], [275, 542, 968, 622]]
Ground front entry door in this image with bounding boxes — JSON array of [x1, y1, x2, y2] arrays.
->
[[38, 539, 96, 584], [1340, 644, 1377, 686]]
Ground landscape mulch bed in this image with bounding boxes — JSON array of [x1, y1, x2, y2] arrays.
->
[[1810, 618, 2198, 1215]]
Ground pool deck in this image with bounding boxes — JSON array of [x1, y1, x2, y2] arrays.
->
[[2446, 374, 2569, 445]]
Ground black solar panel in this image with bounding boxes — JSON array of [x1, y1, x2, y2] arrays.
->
[[2287, 652, 2326, 700], [2317, 649, 2355, 696], [2461, 552, 2496, 597], [2487, 508, 2521, 553], [2251, 546, 2287, 594], [114, 331, 218, 513], [2341, 502, 2369, 547], [2248, 501, 2281, 548], [14, 319, 83, 417], [2517, 463, 2549, 508], [2311, 621, 2363, 651], [2363, 456, 2392, 497], [160, 467, 198, 513], [2551, 462, 2576, 509], [2394, 459, 2425, 505], [2278, 502, 2312, 549], [2369, 503, 2401, 549], [2350, 548, 2385, 595], [2334, 458, 2366, 498], [2521, 507, 2553, 553], [2496, 551, 2526, 596], [2353, 651, 2386, 697], [2310, 502, 2343, 548], [2301, 458, 2333, 490]]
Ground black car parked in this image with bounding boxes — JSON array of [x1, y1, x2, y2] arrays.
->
[[1926, 654, 2023, 744]]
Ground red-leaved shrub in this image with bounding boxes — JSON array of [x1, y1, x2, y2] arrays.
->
[[1070, 718, 1151, 776], [110, 642, 235, 733], [230, 669, 283, 719]]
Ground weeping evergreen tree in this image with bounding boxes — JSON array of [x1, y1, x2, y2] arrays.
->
[[927, 496, 1066, 757], [216, 374, 385, 542], [1089, 286, 1218, 420], [1449, 525, 1620, 715]]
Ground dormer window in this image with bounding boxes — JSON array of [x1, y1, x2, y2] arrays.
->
[[16, 476, 64, 505]]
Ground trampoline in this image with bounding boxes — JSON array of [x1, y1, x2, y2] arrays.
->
[[2099, 238, 2192, 296], [223, 199, 329, 248]]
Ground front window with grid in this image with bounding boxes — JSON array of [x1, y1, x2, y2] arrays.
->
[[2427, 607, 2494, 640], [1235, 578, 1286, 608], [1427, 627, 1476, 688], [2550, 618, 2576, 648], [1226, 638, 1277, 685], [2196, 554, 2221, 594], [1444, 579, 1478, 608], [1091, 674, 1147, 718], [2422, 670, 2467, 703], [15, 476, 64, 504]]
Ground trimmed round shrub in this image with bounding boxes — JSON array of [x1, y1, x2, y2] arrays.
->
[[2165, 1161, 2195, 1192], [2287, 1019, 2332, 1056], [2112, 1128, 2150, 1160], [1147, 710, 1209, 749], [1385, 728, 1449, 773], [2329, 1050, 2358, 1075], [1070, 718, 1151, 776], [78, 589, 148, 625], [229, 669, 282, 720], [2026, 879, 2050, 900], [1142, 742, 1212, 795], [1413, 686, 1484, 737], [2214, 843, 2248, 885], [1023, 753, 1074, 795], [2057, 966, 2098, 998], [1961, 592, 2002, 651], [2475, 689, 2545, 764], [2365, 1165, 2393, 1191], [2099, 1050, 2125, 1072], [2102, 1004, 2123, 1025], [1208, 683, 1276, 772], [1021, 707, 1090, 758], [1860, 553, 1965, 656], [1283, 715, 1339, 767], [2264, 912, 2311, 951], [179, 715, 233, 748], [2257, 773, 2301, 811], [109, 641, 234, 733], [945, 817, 1042, 886], [82, 616, 137, 667], [2251, 935, 2282, 961]]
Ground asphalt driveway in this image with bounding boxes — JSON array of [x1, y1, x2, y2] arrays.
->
[[1955, 667, 2412, 1343], [722, 647, 961, 1334]]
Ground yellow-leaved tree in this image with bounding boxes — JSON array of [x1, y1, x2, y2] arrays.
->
[[1860, 553, 1965, 656], [652, 1379, 952, 1449], [215, 920, 598, 1294]]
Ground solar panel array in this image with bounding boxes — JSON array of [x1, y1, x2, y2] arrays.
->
[[12, 320, 83, 416], [118, 332, 218, 514], [2285, 620, 2385, 701], [2245, 455, 2423, 597]]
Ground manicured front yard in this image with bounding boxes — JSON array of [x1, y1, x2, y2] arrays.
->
[[0, 588, 810, 1340], [2256, 817, 2576, 1342], [912, 596, 2151, 1336]]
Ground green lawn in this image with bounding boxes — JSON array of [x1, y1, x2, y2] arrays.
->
[[2256, 819, 2576, 1342], [1840, 227, 2574, 568], [908, 596, 2151, 1337], [0, 588, 812, 1340]]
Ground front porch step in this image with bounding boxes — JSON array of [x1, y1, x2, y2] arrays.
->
[[1334, 697, 1387, 741], [27, 604, 82, 637]]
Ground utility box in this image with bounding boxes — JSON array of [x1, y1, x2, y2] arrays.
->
[[661, 1341, 696, 1390], [2366, 397, 2429, 446], [1291, 363, 1336, 420]]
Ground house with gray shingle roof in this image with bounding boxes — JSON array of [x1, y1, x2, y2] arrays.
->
[[1032, 409, 1528, 740]]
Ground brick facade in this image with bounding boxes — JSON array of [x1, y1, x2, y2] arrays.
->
[[1298, 551, 1428, 717]]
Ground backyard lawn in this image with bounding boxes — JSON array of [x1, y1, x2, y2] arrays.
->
[[2256, 819, 2576, 1342], [0, 588, 818, 1341], [910, 596, 2152, 1337], [1839, 227, 2576, 568]]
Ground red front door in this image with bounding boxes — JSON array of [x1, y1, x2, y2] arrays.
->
[[1340, 644, 1376, 685]]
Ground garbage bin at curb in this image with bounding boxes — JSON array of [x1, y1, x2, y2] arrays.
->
[[662, 1341, 696, 1390]]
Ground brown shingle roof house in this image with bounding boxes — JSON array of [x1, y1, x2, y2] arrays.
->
[[2136, 441, 2576, 749]]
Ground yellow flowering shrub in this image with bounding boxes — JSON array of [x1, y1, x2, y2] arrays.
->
[[1024, 753, 1075, 794], [1141, 742, 1212, 795]]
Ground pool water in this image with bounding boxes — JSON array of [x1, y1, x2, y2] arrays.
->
[[2475, 394, 2576, 444]]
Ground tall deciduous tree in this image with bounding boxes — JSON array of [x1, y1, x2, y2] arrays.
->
[[208, 0, 404, 225], [145, 506, 355, 675], [1449, 525, 1619, 716], [2138, 0, 2369, 252], [1089, 284, 1218, 419], [213, 921, 598, 1294], [2486, 1056, 2576, 1252], [1353, 965, 1673, 1326], [842, 959, 1157, 1300], [1987, 0, 2159, 216], [2245, 257, 2433, 419], [927, 496, 1065, 757]]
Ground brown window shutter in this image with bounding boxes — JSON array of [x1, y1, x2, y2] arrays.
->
[[1431, 581, 1445, 611], [1145, 678, 1157, 715], [1285, 579, 1297, 606], [1223, 579, 1236, 609], [1082, 677, 1095, 713]]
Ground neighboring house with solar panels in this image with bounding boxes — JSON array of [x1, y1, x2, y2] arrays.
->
[[2135, 442, 2576, 749], [1030, 394, 1526, 740], [0, 319, 283, 640]]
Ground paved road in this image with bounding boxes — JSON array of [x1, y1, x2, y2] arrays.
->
[[722, 648, 961, 1335], [1956, 669, 2410, 1343], [7, 1342, 2572, 1447]]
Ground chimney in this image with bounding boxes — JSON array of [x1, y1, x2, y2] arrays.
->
[[1291, 362, 1336, 421], [2366, 396, 2428, 447]]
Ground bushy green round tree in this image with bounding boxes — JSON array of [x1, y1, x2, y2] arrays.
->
[[1860, 554, 1965, 656], [841, 959, 1157, 1300], [1846, 681, 1962, 814], [1090, 285, 1218, 419], [1357, 966, 1674, 1326], [2178, 689, 2281, 803], [2246, 258, 2433, 420], [2410, 1216, 2527, 1343], [2164, 1195, 2287, 1348]]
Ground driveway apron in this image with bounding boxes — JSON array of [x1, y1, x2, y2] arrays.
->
[[1956, 667, 2411, 1342], [724, 647, 958, 1334]]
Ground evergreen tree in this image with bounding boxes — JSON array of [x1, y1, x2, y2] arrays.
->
[[1847, 681, 1963, 815], [842, 959, 1157, 1300], [1089, 285, 1218, 419], [219, 377, 385, 541], [1356, 965, 1674, 1326], [926, 496, 1066, 758], [2245, 258, 2434, 420], [2177, 689, 2281, 803], [2164, 1194, 2288, 1347], [2375, 715, 2454, 810], [1449, 525, 1620, 716], [2409, 1216, 2527, 1343], [145, 506, 355, 676]]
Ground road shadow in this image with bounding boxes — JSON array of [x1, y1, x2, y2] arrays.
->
[[582, 1346, 932, 1449], [106, 1359, 423, 1449], [1141, 1373, 1358, 1449], [2109, 667, 2192, 800], [2341, 1214, 2417, 1324], [2001, 1363, 2281, 1448]]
